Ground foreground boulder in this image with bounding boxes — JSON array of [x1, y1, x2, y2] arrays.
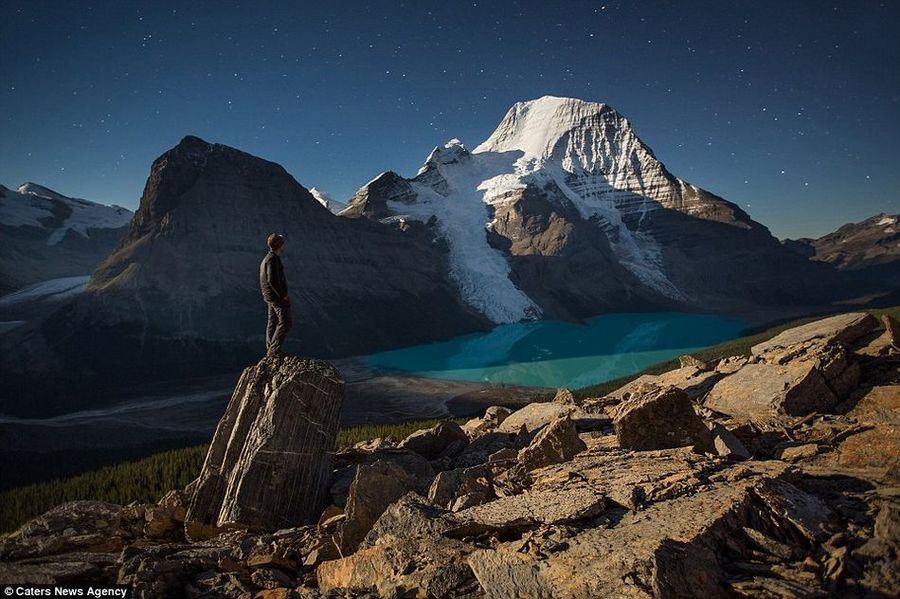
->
[[185, 355, 344, 539], [704, 361, 837, 419], [750, 312, 876, 357], [399, 420, 469, 459], [516, 414, 586, 471], [335, 460, 416, 555], [613, 384, 714, 453]]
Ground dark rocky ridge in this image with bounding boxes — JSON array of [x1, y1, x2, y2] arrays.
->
[[785, 213, 900, 288], [1, 312, 897, 597], [0, 136, 488, 410]]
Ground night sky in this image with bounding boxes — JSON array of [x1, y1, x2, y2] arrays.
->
[[1, 1, 898, 239]]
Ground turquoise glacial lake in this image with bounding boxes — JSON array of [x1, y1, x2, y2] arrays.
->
[[366, 312, 746, 389]]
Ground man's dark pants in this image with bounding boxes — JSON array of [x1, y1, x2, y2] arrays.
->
[[265, 299, 292, 353]]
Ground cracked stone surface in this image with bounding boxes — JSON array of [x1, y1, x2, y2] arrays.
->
[[185, 355, 344, 536]]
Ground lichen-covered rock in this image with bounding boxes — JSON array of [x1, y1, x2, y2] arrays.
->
[[185, 355, 343, 539], [613, 384, 714, 453]]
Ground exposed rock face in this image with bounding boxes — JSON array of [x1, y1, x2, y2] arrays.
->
[[516, 414, 586, 471], [787, 212, 900, 287], [705, 361, 838, 418], [498, 401, 576, 433], [334, 460, 416, 556], [344, 96, 847, 324], [706, 312, 877, 421], [185, 355, 343, 537], [613, 384, 714, 452], [751, 312, 877, 356], [398, 420, 469, 460]]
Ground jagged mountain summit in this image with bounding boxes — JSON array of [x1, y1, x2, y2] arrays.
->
[[309, 187, 347, 215], [0, 183, 132, 294], [343, 95, 838, 323]]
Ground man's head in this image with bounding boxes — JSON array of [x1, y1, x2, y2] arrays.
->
[[267, 233, 285, 255]]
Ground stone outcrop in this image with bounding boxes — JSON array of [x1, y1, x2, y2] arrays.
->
[[705, 361, 838, 418], [398, 420, 469, 460], [334, 460, 416, 556], [516, 414, 586, 471], [612, 384, 714, 452], [185, 355, 343, 538], [705, 312, 877, 421]]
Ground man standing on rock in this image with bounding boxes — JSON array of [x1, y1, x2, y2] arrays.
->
[[260, 233, 292, 357]]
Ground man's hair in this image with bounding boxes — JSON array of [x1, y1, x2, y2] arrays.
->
[[267, 233, 285, 251]]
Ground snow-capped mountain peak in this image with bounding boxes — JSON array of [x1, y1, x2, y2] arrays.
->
[[344, 96, 776, 324], [1, 182, 132, 244], [309, 187, 347, 215], [474, 95, 616, 159]]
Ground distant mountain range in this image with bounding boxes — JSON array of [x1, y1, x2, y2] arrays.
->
[[0, 183, 132, 295], [0, 96, 895, 414], [784, 213, 900, 287]]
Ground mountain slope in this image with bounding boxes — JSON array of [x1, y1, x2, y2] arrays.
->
[[802, 213, 899, 270], [785, 212, 900, 289], [0, 136, 488, 412], [309, 187, 347, 214], [344, 96, 841, 322], [0, 183, 132, 295]]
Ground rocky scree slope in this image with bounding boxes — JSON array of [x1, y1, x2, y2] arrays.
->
[[1, 311, 898, 597]]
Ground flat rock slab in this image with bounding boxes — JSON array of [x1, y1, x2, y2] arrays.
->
[[498, 402, 577, 434], [704, 362, 836, 418], [455, 486, 606, 529], [605, 367, 723, 402], [751, 312, 876, 357], [467, 476, 827, 599], [185, 355, 344, 536]]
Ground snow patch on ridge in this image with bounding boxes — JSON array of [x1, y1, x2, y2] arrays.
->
[[0, 275, 90, 307], [377, 96, 697, 320], [388, 143, 540, 324], [2, 183, 132, 245]]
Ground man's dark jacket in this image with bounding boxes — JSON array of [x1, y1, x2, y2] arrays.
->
[[259, 251, 288, 303]]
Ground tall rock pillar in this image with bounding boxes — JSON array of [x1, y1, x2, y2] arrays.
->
[[185, 355, 344, 539]]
